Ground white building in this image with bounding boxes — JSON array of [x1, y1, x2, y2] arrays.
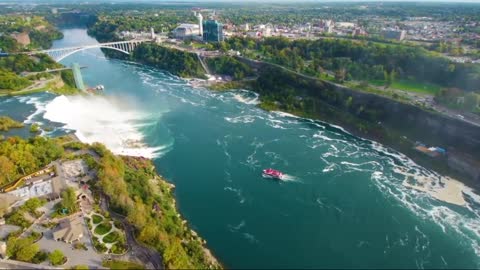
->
[[174, 24, 201, 39], [336, 22, 356, 29]]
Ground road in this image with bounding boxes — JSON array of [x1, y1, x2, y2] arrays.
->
[[0, 259, 61, 269], [21, 66, 86, 77]]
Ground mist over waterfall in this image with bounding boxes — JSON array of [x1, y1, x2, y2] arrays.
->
[[43, 95, 163, 158]]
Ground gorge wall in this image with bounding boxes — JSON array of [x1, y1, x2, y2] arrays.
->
[[238, 58, 480, 184]]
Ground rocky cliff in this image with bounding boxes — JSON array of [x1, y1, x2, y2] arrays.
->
[[238, 58, 480, 184]]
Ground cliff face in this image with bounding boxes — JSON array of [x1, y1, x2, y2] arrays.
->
[[330, 83, 480, 156], [242, 60, 480, 184]]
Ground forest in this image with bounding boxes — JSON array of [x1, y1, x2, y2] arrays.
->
[[0, 116, 24, 132], [222, 36, 480, 92], [132, 43, 206, 78], [206, 56, 254, 80], [0, 136, 64, 187], [0, 54, 63, 93], [91, 143, 220, 269], [0, 135, 220, 269], [0, 15, 63, 52]]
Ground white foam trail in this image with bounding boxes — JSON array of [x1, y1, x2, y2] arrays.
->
[[43, 95, 165, 158], [224, 186, 246, 204], [243, 232, 259, 244], [282, 174, 302, 183], [18, 95, 47, 124], [228, 220, 246, 232], [232, 91, 260, 105], [224, 115, 256, 124], [272, 111, 302, 119]]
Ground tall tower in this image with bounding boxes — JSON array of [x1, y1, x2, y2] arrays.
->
[[197, 13, 203, 37], [150, 27, 155, 39]]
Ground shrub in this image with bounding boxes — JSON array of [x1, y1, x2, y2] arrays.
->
[[103, 231, 120, 244], [32, 250, 48, 264], [92, 214, 103, 225], [49, 249, 66, 266], [94, 222, 112, 235]]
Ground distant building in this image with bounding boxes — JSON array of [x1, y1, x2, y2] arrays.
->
[[382, 29, 407, 41], [203, 20, 224, 42], [53, 216, 84, 243], [246, 31, 262, 39], [353, 28, 368, 37], [173, 23, 200, 40], [336, 22, 356, 29], [240, 23, 250, 31], [51, 8, 58, 14], [9, 32, 30, 46], [262, 26, 272, 37]]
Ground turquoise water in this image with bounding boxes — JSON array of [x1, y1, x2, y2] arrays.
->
[[2, 28, 480, 269]]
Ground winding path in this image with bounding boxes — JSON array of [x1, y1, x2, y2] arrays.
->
[[100, 195, 164, 270]]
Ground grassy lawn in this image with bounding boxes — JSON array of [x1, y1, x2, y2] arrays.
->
[[369, 79, 441, 95], [92, 214, 103, 225], [94, 222, 112, 235], [102, 260, 145, 270], [103, 231, 121, 244], [319, 73, 335, 82]]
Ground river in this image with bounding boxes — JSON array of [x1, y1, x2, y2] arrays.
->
[[1, 28, 480, 269]]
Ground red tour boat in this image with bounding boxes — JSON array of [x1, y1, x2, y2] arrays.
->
[[262, 168, 284, 180]]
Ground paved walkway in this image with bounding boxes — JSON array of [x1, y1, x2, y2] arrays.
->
[[85, 212, 123, 252]]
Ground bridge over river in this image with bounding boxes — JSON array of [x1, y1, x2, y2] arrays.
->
[[25, 39, 152, 62]]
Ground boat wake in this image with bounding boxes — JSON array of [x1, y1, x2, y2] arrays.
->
[[281, 174, 302, 183]]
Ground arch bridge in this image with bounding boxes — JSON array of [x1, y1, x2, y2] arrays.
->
[[27, 39, 151, 62]]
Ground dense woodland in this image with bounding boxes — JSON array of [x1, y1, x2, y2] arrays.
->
[[0, 15, 63, 52], [0, 136, 64, 187], [0, 54, 63, 92], [0, 116, 24, 132], [90, 143, 219, 269], [206, 56, 254, 80], [0, 14, 67, 93], [132, 43, 206, 78], [221, 36, 480, 92]]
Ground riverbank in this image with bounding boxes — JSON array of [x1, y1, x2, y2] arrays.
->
[[89, 142, 222, 269], [147, 161, 221, 268], [3, 75, 79, 97], [0, 115, 24, 131]]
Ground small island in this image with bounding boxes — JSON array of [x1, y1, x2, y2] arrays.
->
[[0, 116, 24, 131]]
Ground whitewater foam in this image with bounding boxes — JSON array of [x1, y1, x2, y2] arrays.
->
[[43, 95, 165, 158], [232, 91, 260, 105], [18, 95, 48, 124]]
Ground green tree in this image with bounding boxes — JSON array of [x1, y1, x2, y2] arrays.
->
[[0, 155, 15, 184], [384, 70, 391, 88], [9, 237, 40, 262], [21, 197, 46, 215], [60, 187, 78, 214], [335, 68, 346, 83], [464, 92, 480, 112], [49, 249, 65, 266]]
